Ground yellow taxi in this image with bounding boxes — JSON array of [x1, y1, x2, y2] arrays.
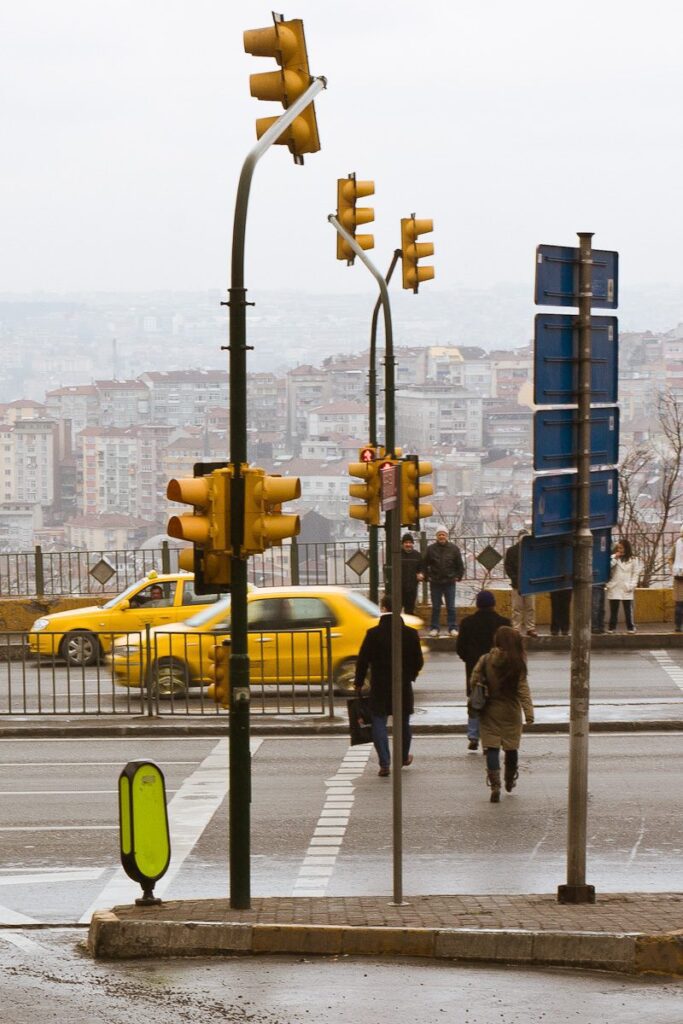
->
[[28, 571, 226, 667], [109, 586, 424, 697]]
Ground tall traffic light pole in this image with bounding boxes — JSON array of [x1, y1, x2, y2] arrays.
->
[[368, 250, 402, 602], [228, 56, 325, 909]]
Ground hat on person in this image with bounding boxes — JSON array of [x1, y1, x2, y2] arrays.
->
[[517, 527, 530, 539], [476, 590, 496, 609], [401, 533, 415, 543], [434, 525, 449, 537]]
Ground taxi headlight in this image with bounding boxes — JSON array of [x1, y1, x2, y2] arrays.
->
[[31, 618, 49, 631]]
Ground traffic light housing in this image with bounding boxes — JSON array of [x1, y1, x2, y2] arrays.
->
[[400, 455, 434, 528], [348, 447, 381, 526], [167, 463, 231, 594], [401, 215, 435, 292], [243, 14, 320, 161], [243, 467, 301, 555], [337, 174, 375, 263], [207, 641, 230, 709]]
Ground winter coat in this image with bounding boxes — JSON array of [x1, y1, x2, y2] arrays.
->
[[469, 646, 534, 750], [504, 541, 522, 591], [455, 607, 511, 691], [670, 539, 683, 603], [605, 555, 640, 601], [424, 540, 464, 584], [354, 613, 424, 717]]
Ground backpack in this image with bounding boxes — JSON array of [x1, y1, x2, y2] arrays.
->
[[469, 656, 489, 714]]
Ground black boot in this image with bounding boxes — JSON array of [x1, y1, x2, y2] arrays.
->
[[504, 767, 519, 792], [486, 769, 501, 803]]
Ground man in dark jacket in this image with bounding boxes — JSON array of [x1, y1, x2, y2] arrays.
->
[[424, 525, 465, 636], [399, 533, 424, 614], [354, 594, 424, 776], [503, 528, 538, 637], [456, 590, 510, 751]]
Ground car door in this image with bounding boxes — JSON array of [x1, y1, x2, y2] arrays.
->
[[286, 597, 334, 684], [119, 581, 179, 638], [247, 597, 293, 684]]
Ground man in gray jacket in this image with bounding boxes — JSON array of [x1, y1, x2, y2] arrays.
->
[[424, 525, 464, 637]]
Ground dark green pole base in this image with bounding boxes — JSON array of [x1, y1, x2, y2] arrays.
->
[[557, 884, 596, 904]]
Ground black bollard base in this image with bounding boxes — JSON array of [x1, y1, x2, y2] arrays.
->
[[557, 883, 596, 904]]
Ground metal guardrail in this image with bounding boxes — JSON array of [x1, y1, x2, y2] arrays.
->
[[1, 531, 679, 598], [0, 626, 336, 718]]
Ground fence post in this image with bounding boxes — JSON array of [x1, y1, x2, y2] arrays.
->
[[290, 536, 300, 586], [34, 545, 44, 598], [145, 624, 155, 717], [324, 623, 335, 719], [161, 541, 171, 575]]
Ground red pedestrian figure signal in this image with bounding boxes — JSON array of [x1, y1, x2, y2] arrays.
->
[[359, 446, 375, 463]]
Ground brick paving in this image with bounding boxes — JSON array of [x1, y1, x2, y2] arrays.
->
[[114, 891, 683, 935]]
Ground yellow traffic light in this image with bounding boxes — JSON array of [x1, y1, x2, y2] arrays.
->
[[348, 447, 381, 526], [401, 215, 435, 292], [167, 464, 231, 593], [400, 455, 434, 527], [243, 467, 301, 554], [336, 174, 375, 263], [244, 15, 320, 161], [207, 641, 230, 709]]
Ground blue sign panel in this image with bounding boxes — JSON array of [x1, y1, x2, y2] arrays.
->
[[535, 245, 618, 309], [533, 313, 618, 405], [534, 406, 619, 472], [518, 529, 612, 596], [532, 468, 618, 537]]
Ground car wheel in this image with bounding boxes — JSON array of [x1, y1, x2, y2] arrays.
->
[[333, 658, 359, 696], [149, 658, 189, 698], [61, 631, 100, 667]]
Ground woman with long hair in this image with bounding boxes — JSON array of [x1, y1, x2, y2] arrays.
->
[[606, 538, 640, 633], [468, 625, 535, 802]]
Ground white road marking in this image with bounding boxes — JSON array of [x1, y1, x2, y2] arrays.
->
[[0, 909, 38, 925], [0, 825, 117, 832], [78, 737, 261, 923], [0, 790, 177, 796], [650, 650, 683, 693], [0, 929, 50, 951], [0, 868, 106, 886], [0, 761, 201, 768], [292, 745, 371, 896]]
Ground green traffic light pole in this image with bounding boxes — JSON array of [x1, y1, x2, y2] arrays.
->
[[227, 76, 326, 910], [328, 214, 406, 905], [368, 249, 402, 604]]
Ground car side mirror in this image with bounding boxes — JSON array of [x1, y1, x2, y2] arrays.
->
[[119, 599, 130, 611]]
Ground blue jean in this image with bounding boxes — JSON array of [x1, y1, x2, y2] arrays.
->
[[371, 712, 412, 768], [429, 582, 456, 631], [486, 747, 518, 773], [467, 713, 480, 741]]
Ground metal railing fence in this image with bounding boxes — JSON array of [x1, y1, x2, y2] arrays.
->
[[1, 530, 679, 599], [0, 626, 336, 718]]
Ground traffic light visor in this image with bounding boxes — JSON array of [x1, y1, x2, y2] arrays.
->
[[243, 24, 298, 62], [167, 514, 209, 544], [167, 477, 209, 505]]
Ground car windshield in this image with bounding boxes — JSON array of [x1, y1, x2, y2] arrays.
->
[[185, 594, 231, 628], [345, 591, 381, 617], [102, 580, 152, 610]]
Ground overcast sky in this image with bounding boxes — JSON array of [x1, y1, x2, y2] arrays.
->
[[2, 1, 682, 299]]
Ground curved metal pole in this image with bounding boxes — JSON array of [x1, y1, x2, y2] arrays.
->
[[368, 250, 402, 604], [228, 77, 326, 910]]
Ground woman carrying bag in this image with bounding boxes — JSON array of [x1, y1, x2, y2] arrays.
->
[[468, 626, 534, 803], [669, 527, 683, 632], [606, 539, 640, 634]]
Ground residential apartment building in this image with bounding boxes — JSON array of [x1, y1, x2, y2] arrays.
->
[[396, 384, 484, 451]]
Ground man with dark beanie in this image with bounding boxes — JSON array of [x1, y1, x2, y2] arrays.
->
[[456, 590, 511, 751]]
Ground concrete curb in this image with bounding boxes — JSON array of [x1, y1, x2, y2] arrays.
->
[[86, 911, 682, 975], [0, 717, 681, 740]]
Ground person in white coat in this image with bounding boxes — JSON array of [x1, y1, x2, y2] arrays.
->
[[606, 539, 640, 633], [669, 526, 683, 632]]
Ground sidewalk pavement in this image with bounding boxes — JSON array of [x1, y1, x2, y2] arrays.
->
[[87, 891, 683, 975]]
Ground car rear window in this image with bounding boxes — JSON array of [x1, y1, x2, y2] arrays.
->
[[345, 591, 381, 617], [185, 595, 231, 627]]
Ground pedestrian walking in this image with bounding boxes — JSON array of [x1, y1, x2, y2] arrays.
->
[[456, 591, 510, 752], [354, 594, 424, 777], [669, 527, 683, 632], [550, 589, 571, 636], [504, 529, 538, 637], [424, 525, 464, 637], [398, 533, 425, 615], [606, 539, 640, 633], [468, 625, 535, 803]]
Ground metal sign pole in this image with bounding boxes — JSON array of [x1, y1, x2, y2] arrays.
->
[[389, 464, 405, 906], [559, 231, 596, 904]]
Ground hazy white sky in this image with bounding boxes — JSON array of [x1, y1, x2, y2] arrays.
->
[[2, 1, 682, 297]]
